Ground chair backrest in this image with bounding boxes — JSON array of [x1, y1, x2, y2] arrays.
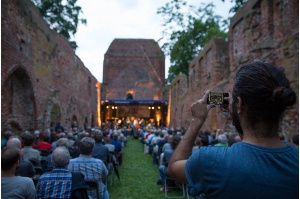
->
[[39, 149, 50, 157], [85, 180, 101, 199], [34, 166, 44, 175]]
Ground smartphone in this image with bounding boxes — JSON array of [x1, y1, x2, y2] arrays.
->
[[207, 92, 229, 105]]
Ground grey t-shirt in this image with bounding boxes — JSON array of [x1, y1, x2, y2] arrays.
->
[[1, 176, 36, 199]]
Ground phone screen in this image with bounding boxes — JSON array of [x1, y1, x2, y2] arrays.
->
[[207, 92, 229, 105]]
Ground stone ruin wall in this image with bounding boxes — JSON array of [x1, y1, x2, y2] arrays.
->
[[169, 0, 299, 137], [102, 39, 165, 100], [1, 0, 98, 133]]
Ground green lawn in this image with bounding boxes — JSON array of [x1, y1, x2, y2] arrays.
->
[[107, 139, 186, 199]]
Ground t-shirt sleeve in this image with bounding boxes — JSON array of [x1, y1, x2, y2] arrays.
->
[[26, 178, 36, 199], [185, 149, 205, 196]]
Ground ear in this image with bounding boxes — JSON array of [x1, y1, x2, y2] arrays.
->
[[237, 97, 243, 113], [17, 159, 21, 167]]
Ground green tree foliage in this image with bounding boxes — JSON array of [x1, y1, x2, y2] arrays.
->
[[221, 0, 248, 13], [157, 0, 228, 84], [32, 0, 86, 50]]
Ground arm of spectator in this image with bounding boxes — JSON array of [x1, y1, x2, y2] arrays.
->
[[167, 90, 214, 184]]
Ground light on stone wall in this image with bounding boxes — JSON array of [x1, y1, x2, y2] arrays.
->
[[96, 82, 101, 127]]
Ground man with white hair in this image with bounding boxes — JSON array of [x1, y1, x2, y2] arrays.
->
[[214, 134, 228, 147], [36, 147, 72, 198]]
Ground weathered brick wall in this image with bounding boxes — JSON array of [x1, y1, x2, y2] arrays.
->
[[169, 0, 299, 135], [1, 0, 98, 133], [169, 38, 229, 130], [102, 39, 165, 100], [169, 74, 188, 128]]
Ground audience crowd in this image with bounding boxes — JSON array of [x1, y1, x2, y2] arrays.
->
[[1, 117, 298, 198]]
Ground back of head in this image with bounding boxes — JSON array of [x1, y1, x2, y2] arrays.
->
[[67, 132, 74, 140], [39, 132, 47, 141], [94, 131, 103, 143], [52, 147, 70, 168], [104, 137, 111, 144], [56, 138, 69, 148], [199, 133, 209, 146], [80, 137, 95, 155], [57, 132, 66, 139], [22, 133, 35, 146], [233, 62, 296, 134], [2, 148, 21, 171], [6, 138, 22, 149], [228, 133, 241, 147], [218, 134, 228, 144], [112, 132, 119, 140], [171, 135, 181, 150], [4, 131, 13, 140]]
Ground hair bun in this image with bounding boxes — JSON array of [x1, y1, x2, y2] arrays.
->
[[272, 86, 296, 109]]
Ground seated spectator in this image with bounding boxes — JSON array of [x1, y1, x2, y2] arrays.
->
[[92, 130, 110, 164], [67, 132, 75, 148], [36, 132, 52, 152], [228, 133, 241, 147], [69, 139, 81, 159], [36, 147, 72, 198], [1, 130, 13, 150], [159, 135, 181, 192], [44, 138, 69, 172], [1, 148, 35, 199], [55, 122, 65, 133], [162, 135, 172, 153], [21, 133, 41, 166], [68, 137, 109, 199], [192, 131, 209, 153], [111, 131, 123, 165], [152, 130, 166, 165], [214, 134, 228, 147], [51, 132, 66, 151], [49, 131, 57, 144], [104, 137, 115, 153], [6, 137, 35, 178]]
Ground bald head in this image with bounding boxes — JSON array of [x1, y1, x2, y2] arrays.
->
[[6, 138, 22, 149]]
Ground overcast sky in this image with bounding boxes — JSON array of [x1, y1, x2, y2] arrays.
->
[[75, 0, 234, 83]]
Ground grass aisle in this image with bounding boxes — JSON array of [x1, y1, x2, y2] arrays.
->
[[108, 138, 167, 199]]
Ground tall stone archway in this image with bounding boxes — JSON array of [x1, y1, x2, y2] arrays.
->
[[1, 65, 36, 132], [50, 104, 61, 125], [71, 115, 78, 129], [43, 92, 62, 131]]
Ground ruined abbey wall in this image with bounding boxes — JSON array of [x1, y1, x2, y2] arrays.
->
[[169, 0, 299, 136], [1, 0, 98, 132], [102, 39, 165, 100]]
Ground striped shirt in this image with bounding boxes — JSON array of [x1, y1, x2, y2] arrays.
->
[[68, 154, 108, 198], [36, 168, 72, 199]]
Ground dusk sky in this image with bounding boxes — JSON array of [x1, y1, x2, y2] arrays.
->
[[75, 0, 234, 82]]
